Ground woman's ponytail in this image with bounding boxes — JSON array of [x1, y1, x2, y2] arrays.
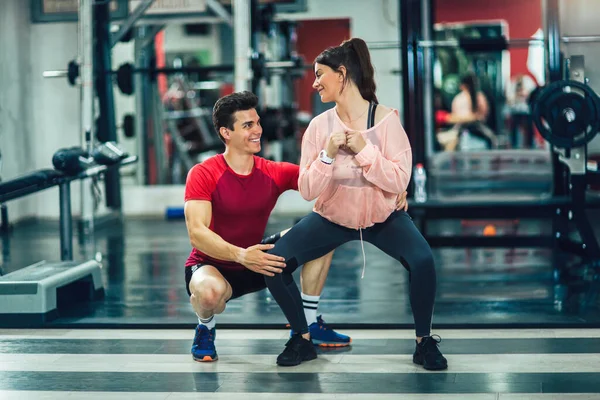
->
[[343, 38, 378, 103]]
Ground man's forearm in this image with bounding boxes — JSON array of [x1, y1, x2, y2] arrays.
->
[[190, 226, 243, 263]]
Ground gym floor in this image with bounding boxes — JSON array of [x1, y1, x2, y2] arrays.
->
[[3, 216, 599, 328], [1, 215, 600, 398]]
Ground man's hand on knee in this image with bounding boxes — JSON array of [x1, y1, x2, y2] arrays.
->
[[237, 244, 287, 277]]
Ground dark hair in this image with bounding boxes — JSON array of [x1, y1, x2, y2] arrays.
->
[[461, 73, 479, 113], [314, 37, 378, 103], [212, 91, 259, 143]]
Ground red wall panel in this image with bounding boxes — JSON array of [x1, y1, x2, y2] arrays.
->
[[295, 19, 351, 113]]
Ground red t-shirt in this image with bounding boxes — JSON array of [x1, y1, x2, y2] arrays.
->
[[184, 154, 299, 271]]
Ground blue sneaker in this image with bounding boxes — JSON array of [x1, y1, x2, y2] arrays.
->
[[191, 325, 218, 362], [309, 315, 352, 347]]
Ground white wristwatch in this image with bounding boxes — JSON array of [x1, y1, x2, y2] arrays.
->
[[319, 150, 335, 165]]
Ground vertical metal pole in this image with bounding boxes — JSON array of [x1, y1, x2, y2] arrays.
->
[[547, 0, 566, 197], [401, 0, 425, 168], [421, 0, 434, 161], [250, 0, 261, 96], [79, 0, 95, 237], [0, 150, 8, 234], [0, 204, 8, 233], [546, 0, 562, 83], [134, 27, 148, 185], [152, 77, 168, 184], [59, 182, 73, 261], [95, 2, 122, 208], [545, 0, 565, 275], [234, 0, 252, 92], [401, 0, 414, 145], [414, 4, 425, 169], [285, 22, 298, 107], [79, 0, 94, 151]]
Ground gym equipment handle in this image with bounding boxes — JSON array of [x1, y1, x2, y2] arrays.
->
[[43, 71, 69, 78]]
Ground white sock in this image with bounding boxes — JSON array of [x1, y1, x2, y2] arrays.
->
[[198, 314, 216, 330], [301, 293, 320, 325]]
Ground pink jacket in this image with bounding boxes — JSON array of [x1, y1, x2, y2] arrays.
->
[[299, 108, 413, 230]]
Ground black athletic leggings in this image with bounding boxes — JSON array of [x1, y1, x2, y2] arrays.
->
[[264, 210, 436, 337]]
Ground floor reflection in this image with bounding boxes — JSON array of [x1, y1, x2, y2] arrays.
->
[[0, 216, 598, 327]]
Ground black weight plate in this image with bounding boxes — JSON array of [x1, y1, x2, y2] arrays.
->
[[532, 80, 600, 149]]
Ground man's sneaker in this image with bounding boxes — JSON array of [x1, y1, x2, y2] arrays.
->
[[191, 325, 218, 362], [308, 315, 352, 347], [413, 335, 448, 370], [276, 333, 317, 366]]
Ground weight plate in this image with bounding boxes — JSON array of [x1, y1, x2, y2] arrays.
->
[[532, 80, 600, 149]]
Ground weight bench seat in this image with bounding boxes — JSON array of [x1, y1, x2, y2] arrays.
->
[[0, 260, 104, 326]]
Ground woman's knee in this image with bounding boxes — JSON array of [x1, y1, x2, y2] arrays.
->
[[189, 277, 228, 310], [264, 268, 294, 289], [409, 248, 435, 275]]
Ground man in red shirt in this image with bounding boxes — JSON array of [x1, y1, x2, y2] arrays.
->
[[184, 91, 406, 362]]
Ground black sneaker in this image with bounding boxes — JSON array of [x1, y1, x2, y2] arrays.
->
[[276, 333, 318, 366], [413, 335, 448, 370]]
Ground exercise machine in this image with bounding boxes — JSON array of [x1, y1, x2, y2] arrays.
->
[[0, 151, 137, 327]]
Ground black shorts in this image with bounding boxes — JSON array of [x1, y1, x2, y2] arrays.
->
[[185, 264, 267, 300]]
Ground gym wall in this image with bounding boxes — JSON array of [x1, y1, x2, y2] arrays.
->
[[0, 0, 33, 221], [0, 0, 79, 222]]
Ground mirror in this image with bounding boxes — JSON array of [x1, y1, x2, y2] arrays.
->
[[429, 0, 551, 200], [432, 0, 546, 153], [135, 16, 355, 185], [113, 2, 401, 187]]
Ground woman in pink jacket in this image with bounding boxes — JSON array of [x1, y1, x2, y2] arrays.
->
[[265, 38, 447, 371]]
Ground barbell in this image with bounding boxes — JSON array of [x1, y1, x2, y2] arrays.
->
[[43, 55, 306, 96], [368, 36, 534, 52], [368, 35, 600, 51]]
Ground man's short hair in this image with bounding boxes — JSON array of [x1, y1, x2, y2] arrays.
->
[[212, 91, 259, 143]]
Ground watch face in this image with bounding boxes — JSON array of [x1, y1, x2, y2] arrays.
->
[[319, 151, 333, 164]]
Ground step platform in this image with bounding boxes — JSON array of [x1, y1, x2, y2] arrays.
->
[[0, 259, 104, 326]]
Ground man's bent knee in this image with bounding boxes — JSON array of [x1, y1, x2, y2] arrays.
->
[[189, 276, 229, 311]]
